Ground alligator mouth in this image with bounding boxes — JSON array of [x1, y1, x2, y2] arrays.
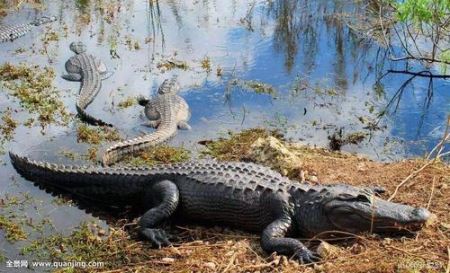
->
[[369, 219, 426, 234], [357, 211, 429, 234]]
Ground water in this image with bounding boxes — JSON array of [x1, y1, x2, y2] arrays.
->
[[0, 0, 448, 269]]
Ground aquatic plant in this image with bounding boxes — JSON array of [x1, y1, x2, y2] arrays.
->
[[0, 63, 70, 128], [76, 124, 121, 145], [122, 145, 190, 166]]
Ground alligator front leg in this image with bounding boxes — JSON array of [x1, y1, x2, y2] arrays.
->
[[96, 58, 114, 80], [139, 180, 179, 248], [142, 120, 161, 128], [261, 216, 320, 264], [62, 73, 82, 82]]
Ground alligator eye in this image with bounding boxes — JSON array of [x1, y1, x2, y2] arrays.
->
[[355, 194, 371, 203]]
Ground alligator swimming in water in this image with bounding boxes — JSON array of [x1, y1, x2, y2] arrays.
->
[[0, 16, 56, 43], [102, 77, 191, 166], [9, 152, 431, 264], [62, 41, 113, 127]]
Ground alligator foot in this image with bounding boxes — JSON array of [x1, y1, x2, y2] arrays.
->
[[293, 248, 320, 264], [142, 120, 160, 128], [141, 228, 171, 248], [177, 121, 191, 130], [62, 73, 82, 82]]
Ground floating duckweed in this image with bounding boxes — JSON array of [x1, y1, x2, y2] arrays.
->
[[0, 63, 71, 127], [76, 124, 121, 144]]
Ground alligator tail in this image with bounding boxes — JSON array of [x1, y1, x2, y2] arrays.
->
[[102, 125, 177, 166], [9, 151, 94, 188], [76, 103, 113, 127]]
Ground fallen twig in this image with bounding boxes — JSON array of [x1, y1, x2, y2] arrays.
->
[[446, 247, 450, 273], [388, 160, 435, 201]]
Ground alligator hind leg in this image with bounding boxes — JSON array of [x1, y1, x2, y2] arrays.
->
[[139, 180, 179, 248], [177, 121, 191, 130]]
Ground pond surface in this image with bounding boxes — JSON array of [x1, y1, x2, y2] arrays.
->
[[0, 0, 448, 270]]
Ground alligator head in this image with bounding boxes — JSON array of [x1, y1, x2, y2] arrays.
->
[[69, 41, 87, 54], [157, 76, 180, 94], [31, 16, 57, 26], [294, 185, 431, 237]]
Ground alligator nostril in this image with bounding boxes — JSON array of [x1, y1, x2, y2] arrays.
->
[[412, 208, 431, 221]]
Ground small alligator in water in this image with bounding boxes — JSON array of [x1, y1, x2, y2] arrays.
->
[[0, 16, 56, 43], [9, 152, 431, 263], [62, 41, 113, 127], [101, 77, 191, 166]]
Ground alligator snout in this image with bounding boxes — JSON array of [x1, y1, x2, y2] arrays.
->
[[410, 207, 431, 222]]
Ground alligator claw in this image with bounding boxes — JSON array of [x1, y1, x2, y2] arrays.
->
[[141, 228, 171, 248], [293, 248, 320, 264]]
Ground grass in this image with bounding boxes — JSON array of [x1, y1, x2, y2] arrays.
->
[[157, 60, 189, 71], [122, 145, 190, 166], [200, 128, 283, 161], [229, 79, 278, 96], [201, 56, 212, 73], [117, 97, 137, 109], [0, 63, 71, 127], [0, 109, 18, 141], [76, 124, 122, 145], [0, 215, 27, 242]]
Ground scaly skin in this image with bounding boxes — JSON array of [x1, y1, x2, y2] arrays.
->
[[62, 41, 113, 127], [0, 16, 56, 43], [9, 152, 431, 264], [101, 77, 191, 166]]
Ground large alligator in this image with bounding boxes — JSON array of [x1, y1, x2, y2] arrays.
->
[[9, 152, 431, 264], [62, 41, 113, 127], [101, 77, 191, 166], [0, 16, 56, 43]]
